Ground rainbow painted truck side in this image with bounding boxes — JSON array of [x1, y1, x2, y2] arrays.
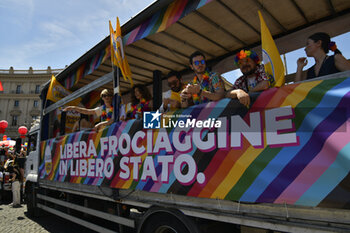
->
[[23, 0, 350, 232], [24, 72, 350, 233], [39, 76, 350, 209]]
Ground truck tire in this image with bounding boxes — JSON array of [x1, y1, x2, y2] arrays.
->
[[140, 210, 198, 233], [26, 183, 39, 217]]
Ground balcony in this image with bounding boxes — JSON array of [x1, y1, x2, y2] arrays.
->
[[30, 109, 40, 116], [10, 90, 24, 94], [0, 67, 63, 74], [10, 109, 21, 115]]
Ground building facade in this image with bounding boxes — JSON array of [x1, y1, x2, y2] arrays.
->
[[0, 67, 63, 139]]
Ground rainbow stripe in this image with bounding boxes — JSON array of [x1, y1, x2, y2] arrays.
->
[[63, 46, 110, 89], [84, 91, 101, 109], [39, 77, 350, 209], [123, 0, 214, 45], [61, 0, 213, 90]]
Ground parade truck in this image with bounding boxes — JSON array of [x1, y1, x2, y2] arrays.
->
[[24, 0, 350, 232]]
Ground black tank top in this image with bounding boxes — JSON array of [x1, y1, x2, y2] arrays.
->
[[307, 55, 339, 80]]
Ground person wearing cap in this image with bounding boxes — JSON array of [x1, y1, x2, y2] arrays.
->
[[181, 51, 225, 108], [227, 50, 270, 107], [64, 89, 114, 131], [295, 32, 350, 81]]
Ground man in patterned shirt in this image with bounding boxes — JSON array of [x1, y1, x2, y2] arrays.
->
[[227, 50, 270, 107], [181, 51, 225, 108]]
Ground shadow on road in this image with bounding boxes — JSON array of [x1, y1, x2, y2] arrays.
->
[[24, 210, 96, 233]]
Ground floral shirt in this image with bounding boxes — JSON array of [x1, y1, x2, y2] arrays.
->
[[192, 71, 224, 104], [233, 64, 269, 92]]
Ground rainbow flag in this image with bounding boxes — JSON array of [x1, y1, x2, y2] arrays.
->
[[124, 0, 214, 45]]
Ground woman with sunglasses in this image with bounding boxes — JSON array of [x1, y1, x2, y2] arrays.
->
[[63, 89, 114, 131], [181, 51, 225, 108], [126, 84, 152, 120]]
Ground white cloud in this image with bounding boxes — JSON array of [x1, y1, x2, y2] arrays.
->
[[0, 0, 156, 69], [40, 21, 78, 41]]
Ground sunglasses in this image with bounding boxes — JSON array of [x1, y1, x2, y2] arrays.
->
[[193, 60, 205, 66], [102, 94, 112, 98], [168, 80, 179, 87]]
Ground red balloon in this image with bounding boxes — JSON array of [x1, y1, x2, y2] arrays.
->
[[18, 126, 28, 138], [0, 120, 8, 134]]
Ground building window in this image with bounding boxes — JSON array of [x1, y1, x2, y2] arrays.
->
[[33, 100, 39, 107], [12, 115, 18, 126], [35, 85, 40, 94], [14, 100, 19, 107], [16, 85, 21, 94]]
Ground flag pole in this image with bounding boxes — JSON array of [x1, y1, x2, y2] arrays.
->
[[112, 65, 121, 122], [283, 54, 288, 75]]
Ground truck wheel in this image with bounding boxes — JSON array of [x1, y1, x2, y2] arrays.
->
[[141, 212, 193, 233], [26, 183, 39, 217]]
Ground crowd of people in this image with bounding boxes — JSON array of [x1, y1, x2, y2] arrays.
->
[[0, 145, 26, 208], [62, 32, 350, 132]]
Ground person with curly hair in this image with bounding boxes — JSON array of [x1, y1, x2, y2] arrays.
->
[[226, 50, 270, 107], [126, 84, 152, 120]]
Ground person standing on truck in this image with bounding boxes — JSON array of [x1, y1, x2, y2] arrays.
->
[[64, 89, 114, 131], [181, 51, 225, 108], [126, 84, 152, 120], [159, 71, 186, 112], [226, 49, 270, 107], [295, 32, 350, 81]]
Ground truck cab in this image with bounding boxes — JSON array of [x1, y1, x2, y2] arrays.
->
[[25, 122, 40, 183], [24, 121, 40, 213]]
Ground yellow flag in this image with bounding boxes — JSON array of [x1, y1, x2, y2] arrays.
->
[[109, 17, 133, 86], [109, 21, 118, 68], [46, 75, 81, 106], [258, 11, 285, 87]]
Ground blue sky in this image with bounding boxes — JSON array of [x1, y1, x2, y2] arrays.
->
[[0, 0, 349, 84], [0, 0, 155, 70]]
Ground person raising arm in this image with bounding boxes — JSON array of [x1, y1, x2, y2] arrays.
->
[[64, 89, 114, 131], [295, 32, 350, 82]]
